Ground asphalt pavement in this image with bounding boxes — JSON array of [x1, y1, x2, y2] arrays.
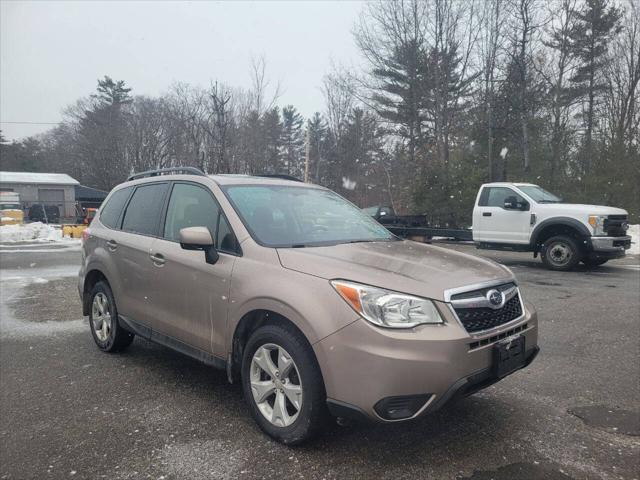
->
[[1, 241, 638, 480]]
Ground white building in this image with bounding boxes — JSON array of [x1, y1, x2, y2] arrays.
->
[[0, 171, 80, 221]]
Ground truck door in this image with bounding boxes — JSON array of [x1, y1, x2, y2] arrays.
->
[[473, 186, 531, 244]]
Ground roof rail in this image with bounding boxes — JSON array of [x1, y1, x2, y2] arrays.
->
[[255, 174, 303, 182], [127, 166, 206, 181]]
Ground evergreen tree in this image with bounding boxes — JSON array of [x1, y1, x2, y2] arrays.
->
[[569, 0, 622, 173], [280, 105, 304, 177]]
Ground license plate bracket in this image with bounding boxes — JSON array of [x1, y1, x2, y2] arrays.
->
[[493, 335, 526, 378]]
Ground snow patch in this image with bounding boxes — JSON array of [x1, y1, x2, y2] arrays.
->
[[342, 177, 357, 191], [500, 147, 508, 159], [0, 222, 78, 244]]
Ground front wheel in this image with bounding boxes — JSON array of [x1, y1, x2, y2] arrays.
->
[[540, 235, 583, 271], [241, 324, 327, 445]]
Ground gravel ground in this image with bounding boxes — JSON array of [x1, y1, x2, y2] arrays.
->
[[0, 242, 638, 480]]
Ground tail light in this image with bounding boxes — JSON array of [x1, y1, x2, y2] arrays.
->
[[82, 228, 91, 243]]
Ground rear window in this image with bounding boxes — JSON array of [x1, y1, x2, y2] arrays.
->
[[121, 183, 169, 236], [99, 187, 132, 229]]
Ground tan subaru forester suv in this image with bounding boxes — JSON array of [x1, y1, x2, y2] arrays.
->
[[79, 167, 539, 444]]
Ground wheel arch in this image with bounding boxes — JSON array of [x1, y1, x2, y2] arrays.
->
[[530, 217, 591, 253], [82, 269, 111, 316], [227, 309, 322, 385]]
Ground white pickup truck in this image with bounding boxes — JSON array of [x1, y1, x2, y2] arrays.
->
[[472, 182, 631, 270], [366, 182, 632, 271]]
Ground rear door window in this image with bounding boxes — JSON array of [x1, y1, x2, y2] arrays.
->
[[99, 186, 132, 229], [121, 183, 169, 236]]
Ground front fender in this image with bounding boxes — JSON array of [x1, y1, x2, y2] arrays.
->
[[224, 258, 359, 356]]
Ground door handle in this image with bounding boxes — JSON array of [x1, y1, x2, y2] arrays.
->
[[149, 252, 166, 266], [106, 239, 118, 251], [482, 212, 492, 217]]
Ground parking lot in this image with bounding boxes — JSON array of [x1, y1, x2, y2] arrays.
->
[[1, 242, 638, 480]]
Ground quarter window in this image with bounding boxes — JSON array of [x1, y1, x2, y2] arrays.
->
[[121, 183, 169, 236], [99, 187, 132, 229]]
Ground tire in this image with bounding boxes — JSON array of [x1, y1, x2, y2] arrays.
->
[[89, 281, 134, 352], [540, 235, 583, 271], [241, 323, 327, 445], [582, 258, 608, 267]]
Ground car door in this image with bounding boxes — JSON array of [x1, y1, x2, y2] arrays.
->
[[116, 182, 170, 327], [474, 186, 531, 244], [149, 182, 237, 355]]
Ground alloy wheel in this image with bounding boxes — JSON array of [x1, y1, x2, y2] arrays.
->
[[250, 343, 303, 428], [92, 292, 112, 342]]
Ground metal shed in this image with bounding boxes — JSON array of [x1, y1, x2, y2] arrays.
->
[[0, 171, 80, 222]]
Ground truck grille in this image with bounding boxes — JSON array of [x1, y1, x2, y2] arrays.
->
[[450, 283, 523, 333], [604, 215, 629, 237]]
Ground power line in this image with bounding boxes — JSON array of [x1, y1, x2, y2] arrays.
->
[[0, 121, 61, 125]]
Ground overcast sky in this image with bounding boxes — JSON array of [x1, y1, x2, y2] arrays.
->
[[0, 0, 365, 141]]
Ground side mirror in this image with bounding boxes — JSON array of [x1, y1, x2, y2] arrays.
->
[[179, 226, 219, 264], [504, 196, 528, 211], [504, 197, 517, 209]]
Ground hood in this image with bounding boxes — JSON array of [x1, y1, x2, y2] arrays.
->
[[276, 240, 513, 302], [538, 203, 627, 216]]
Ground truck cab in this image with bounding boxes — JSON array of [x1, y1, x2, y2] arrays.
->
[[472, 182, 631, 270]]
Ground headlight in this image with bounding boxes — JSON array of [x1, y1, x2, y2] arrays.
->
[[588, 215, 607, 236], [331, 280, 443, 329]]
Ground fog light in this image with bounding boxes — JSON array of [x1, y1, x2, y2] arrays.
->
[[374, 394, 433, 420]]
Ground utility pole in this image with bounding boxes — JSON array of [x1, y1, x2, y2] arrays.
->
[[304, 127, 310, 183]]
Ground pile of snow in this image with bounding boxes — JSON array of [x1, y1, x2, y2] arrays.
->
[[0, 222, 70, 243], [628, 224, 640, 256]]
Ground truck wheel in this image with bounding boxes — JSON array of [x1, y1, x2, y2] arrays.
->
[[540, 235, 583, 271], [241, 323, 327, 445], [582, 258, 608, 267], [89, 281, 134, 352]]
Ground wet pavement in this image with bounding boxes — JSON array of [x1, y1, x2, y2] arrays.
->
[[0, 242, 638, 479]]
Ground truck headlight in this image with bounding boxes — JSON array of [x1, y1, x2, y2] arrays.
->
[[331, 280, 443, 328], [588, 215, 607, 236]]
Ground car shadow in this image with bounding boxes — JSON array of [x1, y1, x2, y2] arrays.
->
[[114, 335, 522, 467]]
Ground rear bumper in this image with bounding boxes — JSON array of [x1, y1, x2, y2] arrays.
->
[[589, 235, 631, 259], [314, 302, 538, 423]]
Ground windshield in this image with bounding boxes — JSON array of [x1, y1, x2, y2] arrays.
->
[[518, 185, 562, 203], [0, 203, 21, 210], [224, 185, 395, 247]]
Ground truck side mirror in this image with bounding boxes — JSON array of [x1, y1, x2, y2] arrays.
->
[[504, 197, 518, 209]]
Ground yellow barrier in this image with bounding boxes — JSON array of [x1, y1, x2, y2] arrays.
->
[[0, 209, 24, 226], [62, 224, 88, 238]]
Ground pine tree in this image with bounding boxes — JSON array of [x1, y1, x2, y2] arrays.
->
[[280, 105, 304, 177], [568, 0, 622, 173]]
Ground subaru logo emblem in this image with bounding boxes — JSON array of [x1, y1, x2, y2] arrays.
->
[[486, 289, 505, 309]]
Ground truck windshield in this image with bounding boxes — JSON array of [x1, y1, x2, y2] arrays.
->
[[224, 185, 395, 247], [518, 185, 562, 203]]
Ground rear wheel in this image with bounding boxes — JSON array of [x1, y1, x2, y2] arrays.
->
[[582, 257, 608, 267], [89, 281, 134, 352], [241, 323, 327, 445], [540, 235, 583, 271]]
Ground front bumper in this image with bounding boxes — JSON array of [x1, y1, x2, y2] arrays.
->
[[589, 235, 631, 259], [314, 301, 538, 422]]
